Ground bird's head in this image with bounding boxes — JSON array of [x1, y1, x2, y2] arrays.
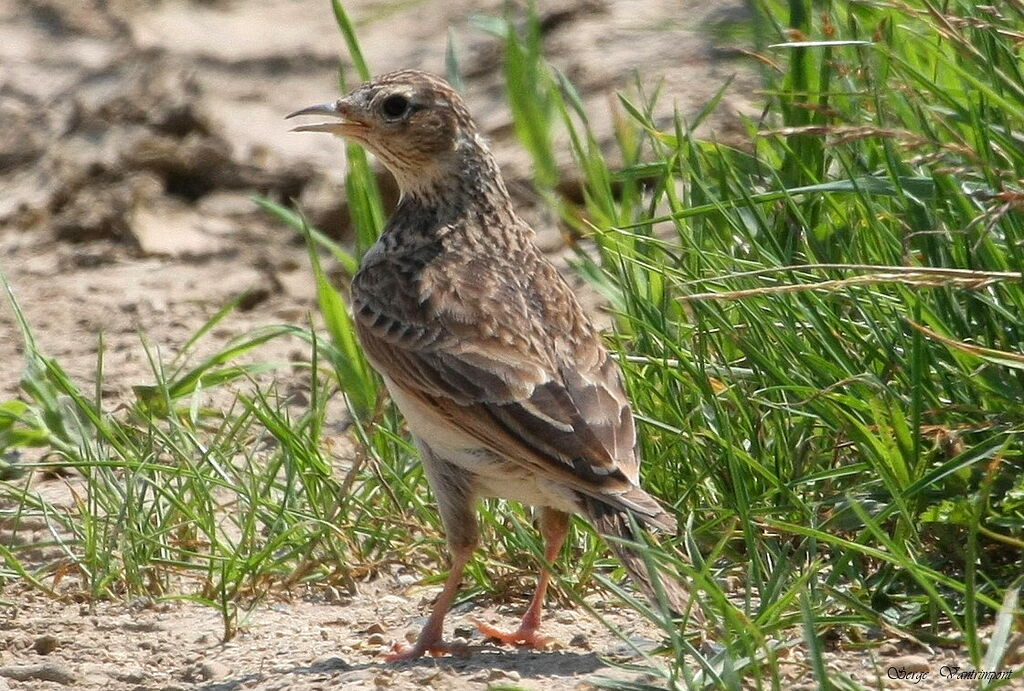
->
[[288, 70, 480, 197]]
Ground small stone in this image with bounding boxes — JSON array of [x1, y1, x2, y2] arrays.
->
[[452, 626, 474, 639], [366, 633, 387, 646], [32, 634, 59, 655], [113, 669, 146, 683], [877, 643, 898, 656], [127, 597, 151, 612], [310, 655, 350, 671], [184, 660, 230, 682], [365, 622, 386, 635], [570, 633, 590, 649], [889, 655, 929, 673]]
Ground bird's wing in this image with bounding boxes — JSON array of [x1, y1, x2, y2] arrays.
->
[[352, 248, 666, 523]]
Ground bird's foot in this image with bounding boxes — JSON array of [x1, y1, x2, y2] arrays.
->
[[384, 637, 472, 662], [470, 617, 555, 649]]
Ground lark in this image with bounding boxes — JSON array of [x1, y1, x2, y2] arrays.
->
[[289, 70, 701, 661]]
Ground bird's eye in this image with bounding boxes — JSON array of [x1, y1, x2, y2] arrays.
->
[[380, 94, 411, 120]]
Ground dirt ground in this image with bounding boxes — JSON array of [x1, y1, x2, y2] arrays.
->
[[6, 0, 1010, 689], [1, 579, 685, 690]]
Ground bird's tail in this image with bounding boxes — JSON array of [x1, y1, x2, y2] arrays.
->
[[583, 496, 705, 625]]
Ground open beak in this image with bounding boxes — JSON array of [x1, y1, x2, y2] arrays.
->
[[286, 101, 368, 137]]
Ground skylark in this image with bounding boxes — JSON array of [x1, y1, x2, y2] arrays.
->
[[289, 70, 701, 661]]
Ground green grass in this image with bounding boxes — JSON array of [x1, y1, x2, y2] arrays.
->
[[2, 0, 1023, 688]]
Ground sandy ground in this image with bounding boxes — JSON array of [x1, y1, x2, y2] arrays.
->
[[8, 0, 1011, 689], [0, 580, 678, 690]]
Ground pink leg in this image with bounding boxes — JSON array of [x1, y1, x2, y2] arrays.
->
[[386, 548, 473, 661], [472, 508, 570, 648]]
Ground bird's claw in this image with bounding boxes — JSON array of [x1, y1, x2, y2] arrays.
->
[[470, 617, 555, 649], [384, 638, 472, 662]]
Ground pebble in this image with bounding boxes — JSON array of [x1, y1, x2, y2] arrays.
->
[[366, 633, 387, 645], [113, 669, 147, 683], [310, 655, 350, 671], [889, 655, 929, 672], [877, 643, 898, 656], [185, 660, 231, 682], [32, 634, 59, 655], [570, 633, 590, 649], [452, 625, 475, 639]]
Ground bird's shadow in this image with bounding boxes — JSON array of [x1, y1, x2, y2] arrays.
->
[[198, 648, 609, 691]]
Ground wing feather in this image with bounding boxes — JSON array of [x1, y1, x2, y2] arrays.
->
[[352, 242, 656, 518]]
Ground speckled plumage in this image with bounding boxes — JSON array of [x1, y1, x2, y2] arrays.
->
[[290, 70, 699, 660]]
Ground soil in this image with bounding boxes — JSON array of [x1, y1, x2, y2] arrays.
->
[[6, 0, 1015, 689]]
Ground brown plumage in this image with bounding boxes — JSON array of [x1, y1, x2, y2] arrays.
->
[[289, 69, 701, 660]]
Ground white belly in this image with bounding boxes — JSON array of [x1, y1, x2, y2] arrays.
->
[[381, 374, 580, 514]]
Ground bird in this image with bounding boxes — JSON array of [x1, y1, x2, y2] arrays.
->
[[288, 69, 701, 661]]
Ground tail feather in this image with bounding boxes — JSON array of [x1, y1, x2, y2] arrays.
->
[[613, 485, 677, 533], [583, 496, 704, 624]]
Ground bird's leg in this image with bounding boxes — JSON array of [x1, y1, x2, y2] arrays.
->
[[387, 444, 479, 662], [386, 546, 473, 661], [473, 508, 569, 648]]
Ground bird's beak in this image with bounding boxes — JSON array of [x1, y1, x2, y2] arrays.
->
[[286, 100, 369, 137]]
